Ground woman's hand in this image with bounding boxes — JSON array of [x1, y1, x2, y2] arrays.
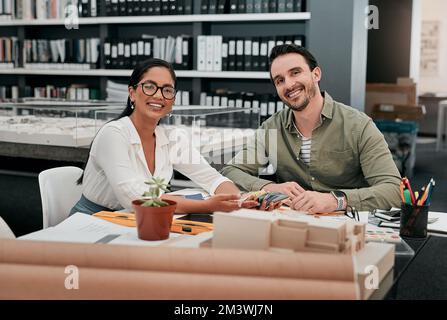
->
[[204, 194, 258, 213]]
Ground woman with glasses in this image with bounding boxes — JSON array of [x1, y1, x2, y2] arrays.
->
[[70, 58, 261, 216]]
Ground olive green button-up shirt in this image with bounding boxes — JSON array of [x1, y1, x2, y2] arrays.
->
[[221, 92, 402, 211]]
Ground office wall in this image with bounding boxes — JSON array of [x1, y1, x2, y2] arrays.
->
[[418, 0, 447, 93], [367, 0, 413, 83], [308, 0, 368, 111]]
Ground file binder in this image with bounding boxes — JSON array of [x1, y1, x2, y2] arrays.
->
[[244, 38, 252, 71], [177, 0, 184, 14], [209, 0, 217, 14], [111, 42, 118, 68], [235, 38, 244, 71], [161, 0, 169, 14], [181, 36, 192, 70], [294, 0, 303, 12], [268, 0, 277, 13], [197, 35, 207, 71], [205, 36, 215, 71], [261, 0, 268, 13], [237, 0, 245, 13], [144, 39, 152, 60], [137, 40, 145, 62], [259, 37, 269, 71], [154, 0, 162, 14], [169, 0, 177, 14], [118, 0, 126, 15], [251, 37, 260, 71], [117, 41, 125, 69], [105, 0, 112, 15], [252, 94, 260, 114], [285, 0, 293, 12], [229, 0, 238, 14], [268, 95, 276, 115], [217, 0, 227, 13], [124, 41, 131, 69], [227, 38, 236, 71], [130, 41, 138, 68], [277, 0, 286, 13], [246, 0, 254, 13], [213, 35, 223, 71], [253, 0, 262, 13], [81, 0, 90, 17], [133, 0, 141, 15], [201, 0, 209, 13], [221, 38, 229, 71], [127, 0, 134, 15], [184, 0, 193, 14], [147, 0, 155, 14], [181, 91, 190, 105], [244, 92, 254, 114]]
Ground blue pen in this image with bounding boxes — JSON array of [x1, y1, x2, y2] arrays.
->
[[426, 179, 436, 205]]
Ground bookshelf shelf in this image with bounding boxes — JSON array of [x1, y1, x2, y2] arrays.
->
[[0, 12, 311, 26], [0, 68, 270, 79]]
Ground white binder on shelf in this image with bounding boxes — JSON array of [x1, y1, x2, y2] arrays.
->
[[197, 35, 207, 71], [213, 35, 223, 72], [205, 36, 214, 72]]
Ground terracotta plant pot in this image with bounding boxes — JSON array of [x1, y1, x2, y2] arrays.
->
[[132, 199, 177, 241]]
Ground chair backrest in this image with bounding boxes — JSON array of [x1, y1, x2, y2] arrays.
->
[[38, 166, 83, 228], [0, 216, 15, 239]]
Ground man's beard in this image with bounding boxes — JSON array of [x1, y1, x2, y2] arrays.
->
[[284, 83, 317, 112]]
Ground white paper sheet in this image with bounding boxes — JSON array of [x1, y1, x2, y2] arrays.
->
[[19, 212, 201, 247]]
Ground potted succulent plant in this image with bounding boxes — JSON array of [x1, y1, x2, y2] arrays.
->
[[132, 177, 177, 241]]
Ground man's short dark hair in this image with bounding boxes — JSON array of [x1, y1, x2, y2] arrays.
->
[[269, 44, 319, 72]]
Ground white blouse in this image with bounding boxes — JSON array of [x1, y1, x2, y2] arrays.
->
[[82, 116, 230, 210]]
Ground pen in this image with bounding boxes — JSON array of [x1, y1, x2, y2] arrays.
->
[[426, 179, 435, 205], [418, 179, 432, 206], [416, 186, 425, 205], [402, 177, 415, 205]]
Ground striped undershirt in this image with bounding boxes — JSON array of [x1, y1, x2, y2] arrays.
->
[[292, 120, 312, 165], [300, 137, 312, 165]]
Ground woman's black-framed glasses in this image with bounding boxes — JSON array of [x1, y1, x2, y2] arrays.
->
[[345, 205, 359, 221], [135, 81, 176, 100]]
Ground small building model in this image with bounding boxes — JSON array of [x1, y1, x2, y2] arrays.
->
[[212, 209, 365, 254]]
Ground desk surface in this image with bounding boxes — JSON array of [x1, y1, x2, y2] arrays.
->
[[387, 235, 447, 299], [17, 204, 447, 300]]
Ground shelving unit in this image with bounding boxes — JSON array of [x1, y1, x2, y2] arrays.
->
[[0, 3, 310, 103], [0, 12, 311, 26], [1, 0, 369, 110], [0, 68, 270, 79]]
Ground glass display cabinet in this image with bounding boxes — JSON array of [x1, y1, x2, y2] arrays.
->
[[0, 98, 122, 147]]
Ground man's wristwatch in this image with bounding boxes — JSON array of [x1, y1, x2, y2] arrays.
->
[[330, 191, 346, 211]]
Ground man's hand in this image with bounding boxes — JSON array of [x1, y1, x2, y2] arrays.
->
[[239, 192, 284, 211], [285, 191, 338, 213], [262, 182, 305, 199]]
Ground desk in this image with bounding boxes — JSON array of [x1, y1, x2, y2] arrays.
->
[[386, 235, 447, 299], [19, 212, 212, 248], [17, 207, 447, 300]]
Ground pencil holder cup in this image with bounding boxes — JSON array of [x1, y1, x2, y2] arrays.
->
[[399, 203, 429, 238]]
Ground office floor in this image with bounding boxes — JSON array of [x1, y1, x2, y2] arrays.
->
[[1, 141, 446, 237]]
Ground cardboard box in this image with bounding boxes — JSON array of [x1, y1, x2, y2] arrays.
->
[[371, 103, 426, 121], [365, 82, 417, 116]]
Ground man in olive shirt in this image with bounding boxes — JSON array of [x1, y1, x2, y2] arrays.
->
[[221, 44, 401, 212]]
